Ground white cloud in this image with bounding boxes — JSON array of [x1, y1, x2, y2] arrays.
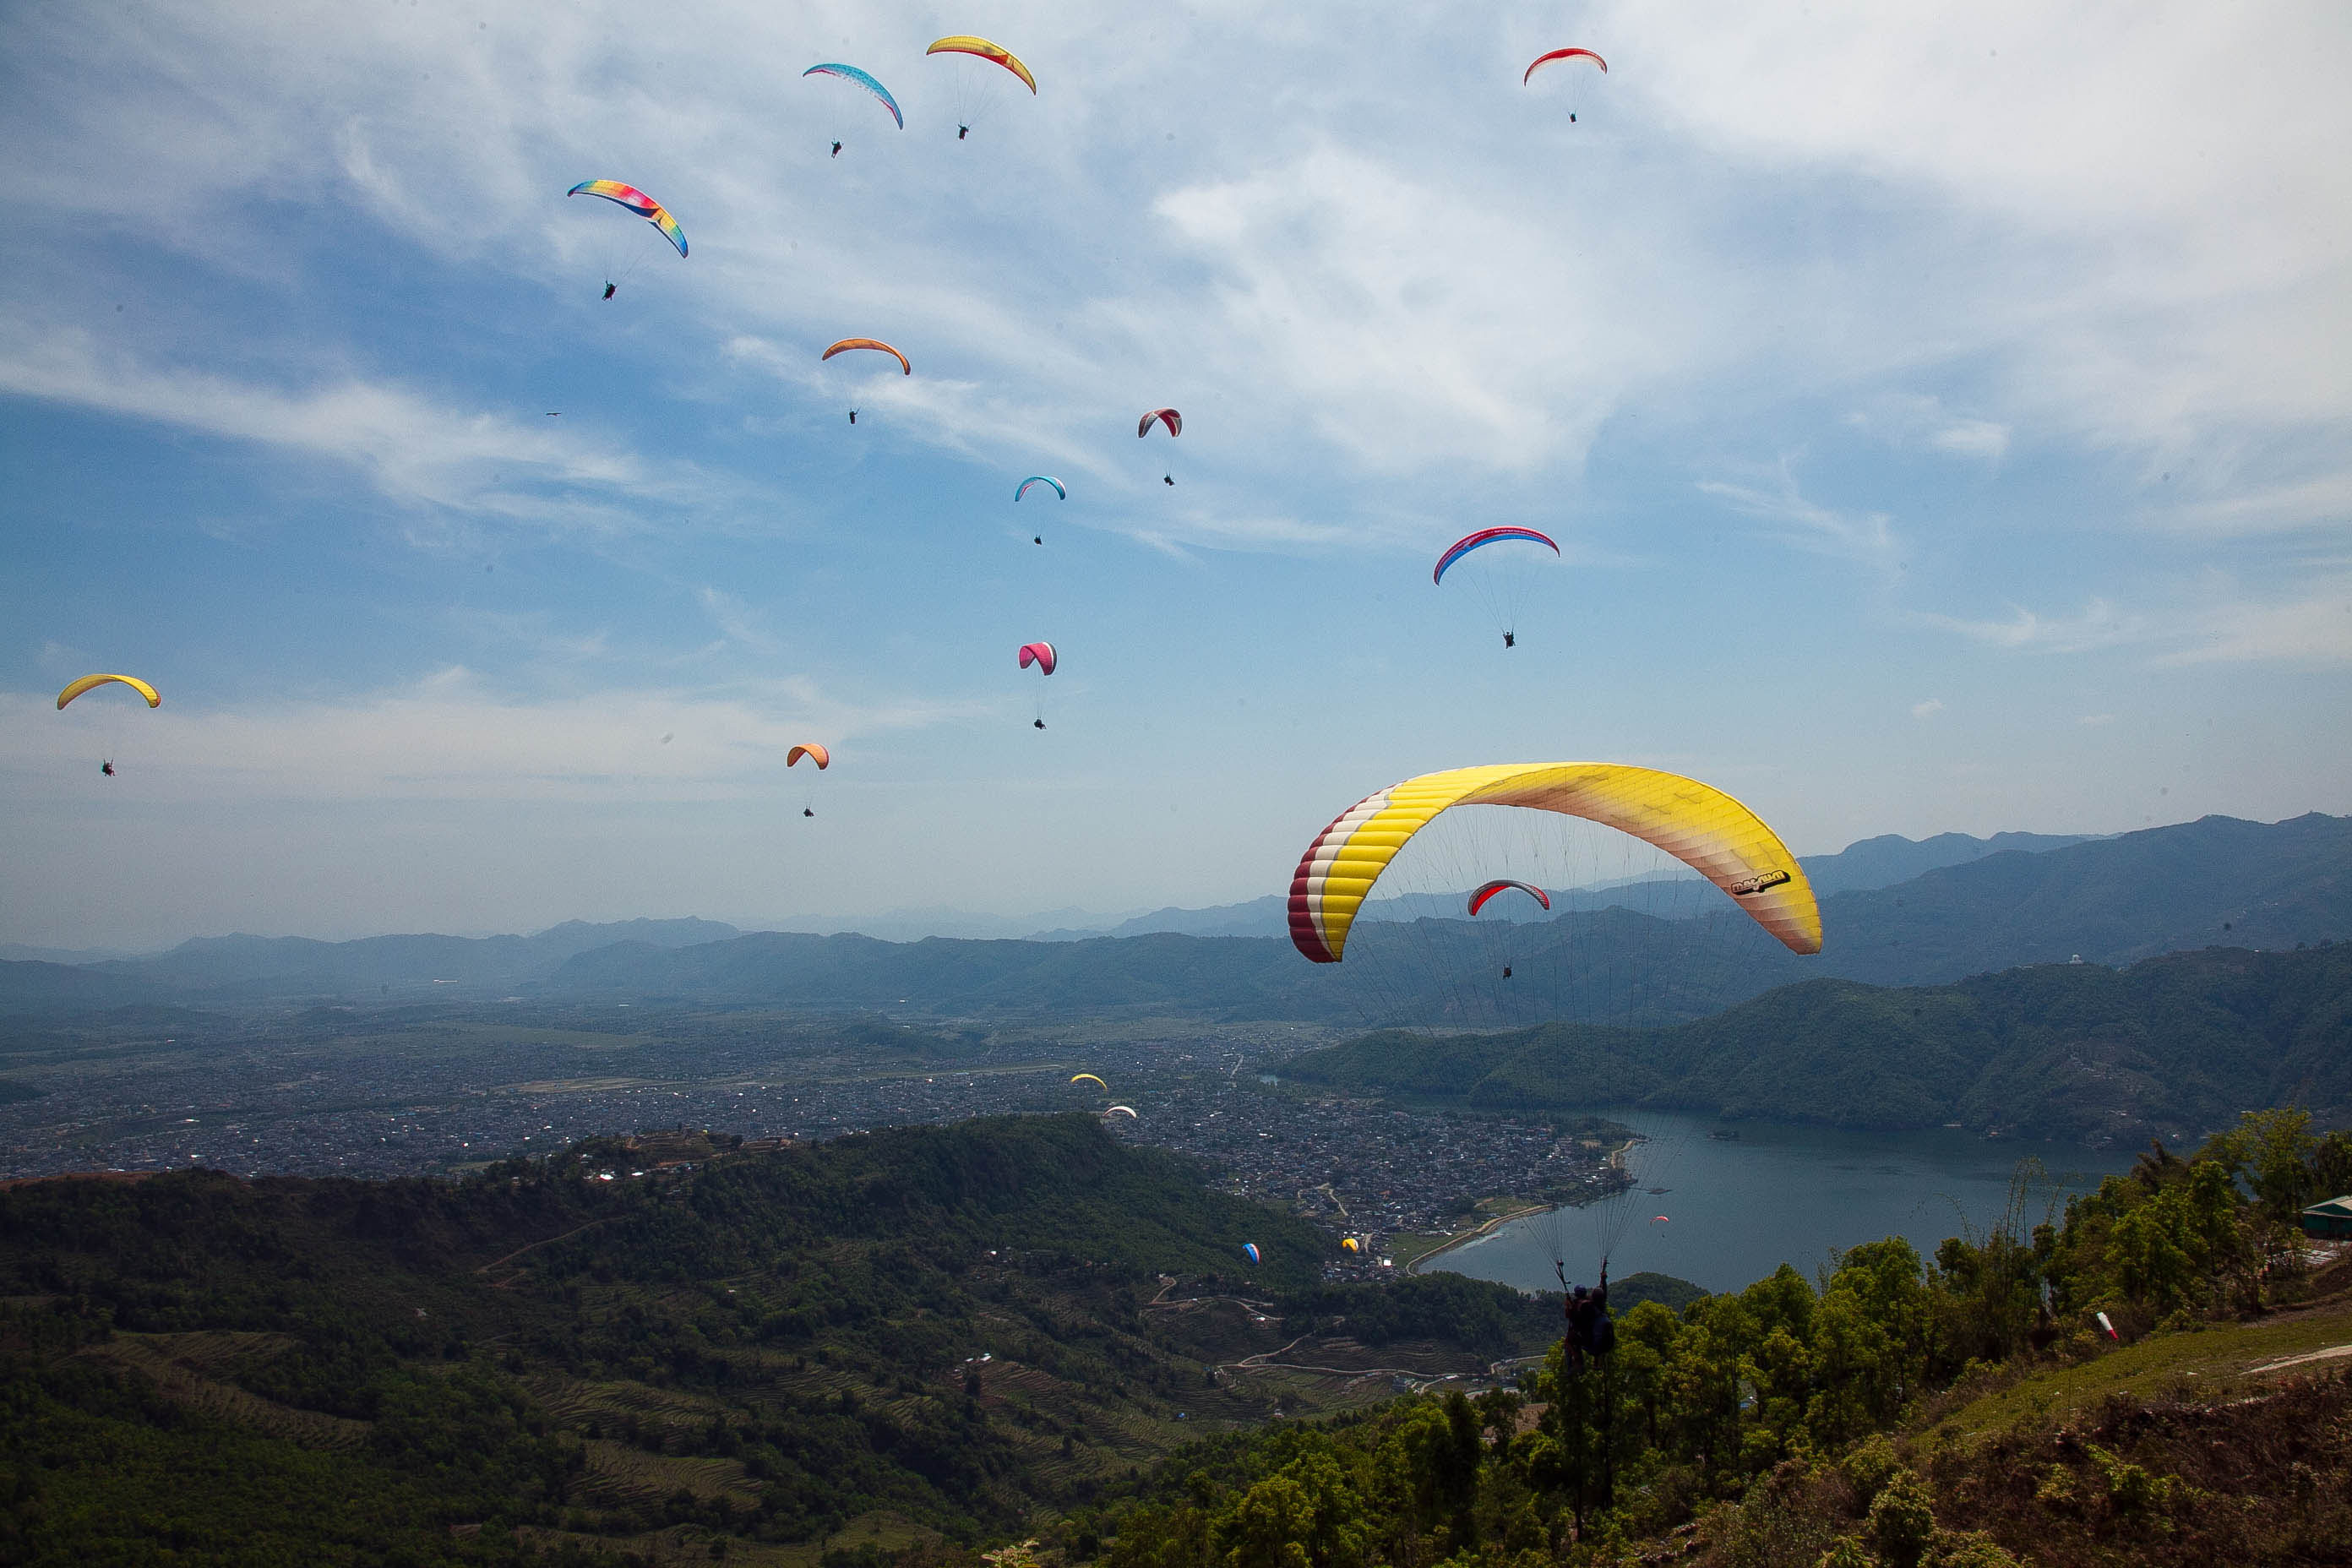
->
[[1848, 395, 2011, 462], [4, 667, 987, 804], [2077, 713, 2116, 727], [2157, 577, 2352, 667], [2151, 468, 2352, 539], [1911, 699, 1943, 719], [0, 324, 713, 534], [1698, 466, 1898, 569], [1929, 420, 2011, 461], [1917, 598, 2146, 655]]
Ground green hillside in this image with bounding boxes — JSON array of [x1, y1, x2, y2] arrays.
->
[[1279, 942, 2352, 1137], [0, 1114, 1555, 1565], [1034, 1112, 2352, 1568]]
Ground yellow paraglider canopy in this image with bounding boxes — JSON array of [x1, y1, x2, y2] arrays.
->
[[57, 674, 160, 710], [1070, 1073, 1108, 1091], [1288, 763, 1821, 962], [926, 36, 1036, 93]]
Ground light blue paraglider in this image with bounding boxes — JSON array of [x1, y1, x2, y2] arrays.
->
[[804, 63, 905, 128]]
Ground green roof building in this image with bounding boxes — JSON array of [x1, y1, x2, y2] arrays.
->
[[2300, 1195, 2352, 1239]]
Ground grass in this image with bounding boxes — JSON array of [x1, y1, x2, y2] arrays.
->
[[1923, 1293, 2352, 1452]]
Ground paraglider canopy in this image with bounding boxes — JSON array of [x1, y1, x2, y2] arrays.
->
[[803, 63, 904, 127], [1434, 526, 1558, 586], [1138, 407, 1181, 438], [1105, 1104, 1138, 1119], [1241, 1242, 1261, 1265], [786, 743, 830, 770], [823, 339, 911, 375], [1467, 879, 1551, 917], [1287, 763, 1822, 963], [57, 674, 161, 710], [1015, 476, 1066, 502], [926, 35, 1036, 92], [1019, 641, 1058, 675], [1523, 47, 1607, 84], [1070, 1072, 1107, 1090], [566, 181, 687, 256]]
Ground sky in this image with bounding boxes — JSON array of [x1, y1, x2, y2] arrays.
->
[[3, 0, 2349, 951]]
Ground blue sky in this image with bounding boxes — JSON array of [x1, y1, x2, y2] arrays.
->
[[4, 1, 2349, 950]]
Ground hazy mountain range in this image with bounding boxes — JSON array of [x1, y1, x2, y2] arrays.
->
[[0, 815, 2338, 1020]]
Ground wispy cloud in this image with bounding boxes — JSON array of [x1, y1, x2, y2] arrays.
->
[[1910, 698, 1943, 719], [1848, 395, 2011, 462], [6, 667, 988, 804], [1698, 466, 1898, 570], [0, 324, 712, 533], [1916, 598, 2146, 655], [1915, 570, 2352, 667], [2156, 577, 2352, 667]]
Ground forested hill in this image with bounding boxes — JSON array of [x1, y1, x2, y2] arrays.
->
[[1278, 941, 2352, 1139], [0, 1114, 1557, 1564], [1805, 808, 2352, 983]]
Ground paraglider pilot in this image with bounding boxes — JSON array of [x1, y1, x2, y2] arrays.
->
[[848, 411, 857, 425], [1562, 1261, 1611, 1375], [1032, 718, 1045, 730], [831, 140, 842, 158], [958, 123, 970, 140], [1504, 632, 1516, 648], [100, 760, 115, 777], [803, 808, 814, 819], [1163, 474, 1174, 486], [602, 281, 617, 300]]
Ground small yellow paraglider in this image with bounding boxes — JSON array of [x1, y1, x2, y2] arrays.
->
[[57, 674, 160, 710], [57, 674, 160, 778]]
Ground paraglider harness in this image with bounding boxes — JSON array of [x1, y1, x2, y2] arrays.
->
[[1557, 1259, 1614, 1375]]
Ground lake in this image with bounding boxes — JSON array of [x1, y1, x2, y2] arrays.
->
[[1424, 1110, 2149, 1296]]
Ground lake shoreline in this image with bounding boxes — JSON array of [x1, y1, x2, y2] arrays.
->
[[1421, 1111, 2142, 1295]]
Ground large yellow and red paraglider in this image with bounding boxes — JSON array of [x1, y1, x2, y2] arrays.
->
[[1287, 763, 1821, 964]]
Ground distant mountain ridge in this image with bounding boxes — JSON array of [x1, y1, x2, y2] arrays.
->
[[1276, 941, 2352, 1141], [1042, 828, 2100, 939], [1, 814, 2342, 1020]]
